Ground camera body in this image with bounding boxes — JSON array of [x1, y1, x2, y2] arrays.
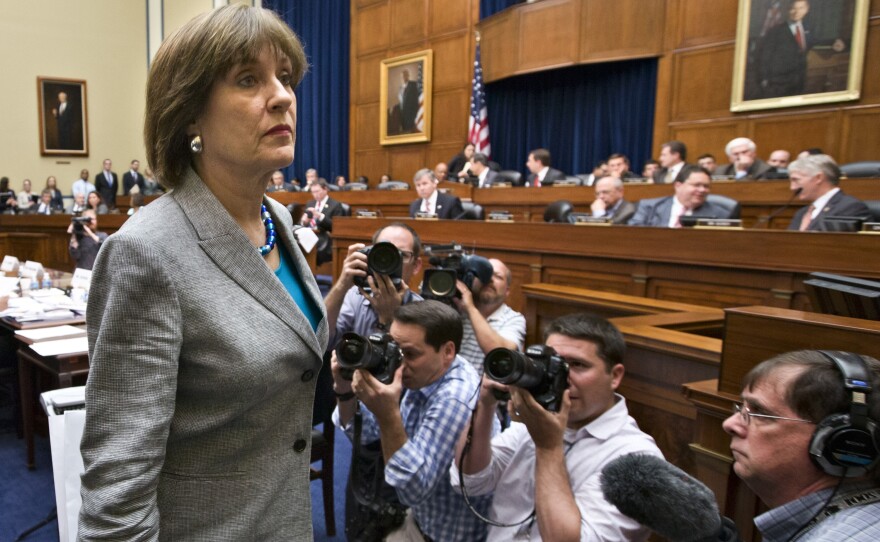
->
[[353, 241, 403, 291], [485, 344, 569, 412], [335, 332, 402, 385], [420, 243, 493, 302], [72, 215, 91, 235]]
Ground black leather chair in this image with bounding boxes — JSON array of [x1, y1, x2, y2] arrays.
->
[[561, 175, 582, 186], [544, 200, 575, 223], [326, 183, 341, 192], [840, 161, 880, 178], [706, 194, 741, 219], [576, 174, 594, 186], [458, 201, 485, 220], [497, 170, 524, 186], [339, 202, 351, 217], [343, 182, 368, 191], [377, 181, 409, 190], [863, 200, 880, 222]]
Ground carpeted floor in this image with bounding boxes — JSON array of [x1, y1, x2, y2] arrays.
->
[[0, 416, 351, 542]]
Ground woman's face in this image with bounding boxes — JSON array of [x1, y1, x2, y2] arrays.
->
[[88, 192, 100, 206], [191, 47, 297, 181], [464, 144, 475, 159], [47, 177, 57, 189]]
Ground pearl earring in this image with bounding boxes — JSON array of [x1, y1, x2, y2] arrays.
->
[[190, 135, 203, 154]]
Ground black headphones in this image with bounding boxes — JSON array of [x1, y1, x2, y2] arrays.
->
[[809, 350, 880, 478]]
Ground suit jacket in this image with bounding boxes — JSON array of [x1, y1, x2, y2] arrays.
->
[[653, 163, 691, 184], [400, 80, 420, 131], [629, 196, 737, 227], [305, 197, 344, 232], [756, 21, 808, 98], [526, 168, 566, 187], [788, 191, 871, 231], [716, 159, 775, 181], [477, 169, 500, 188], [78, 168, 328, 541], [123, 171, 145, 195], [95, 170, 119, 207], [409, 192, 464, 219], [608, 200, 637, 225]]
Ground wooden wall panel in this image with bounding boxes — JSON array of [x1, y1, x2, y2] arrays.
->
[[425, 143, 464, 171], [478, 10, 517, 82], [428, 0, 470, 36], [389, 147, 428, 181], [355, 2, 390, 54], [431, 89, 470, 143], [354, 52, 384, 105], [669, 119, 744, 159], [390, 0, 427, 46], [674, 0, 737, 49], [353, 150, 388, 184], [840, 106, 880, 163], [671, 46, 736, 121], [517, 0, 580, 71], [431, 34, 471, 91], [354, 103, 381, 150], [581, 0, 665, 61], [750, 111, 840, 159], [861, 19, 880, 103]]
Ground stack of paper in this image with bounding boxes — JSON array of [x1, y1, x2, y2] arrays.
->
[[15, 325, 87, 345], [31, 337, 89, 357]]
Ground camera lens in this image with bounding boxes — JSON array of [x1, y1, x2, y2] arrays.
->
[[424, 269, 457, 297], [368, 242, 402, 275], [485, 347, 545, 389], [337, 333, 369, 367]]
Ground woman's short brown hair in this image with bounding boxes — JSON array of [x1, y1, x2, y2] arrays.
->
[[144, 4, 307, 189]]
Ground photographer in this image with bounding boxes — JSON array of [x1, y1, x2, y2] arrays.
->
[[332, 300, 490, 541], [67, 209, 107, 270], [455, 258, 525, 374], [451, 313, 662, 541]]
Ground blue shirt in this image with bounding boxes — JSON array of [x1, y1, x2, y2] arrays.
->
[[274, 243, 322, 332], [330, 285, 421, 348], [334, 355, 491, 541]]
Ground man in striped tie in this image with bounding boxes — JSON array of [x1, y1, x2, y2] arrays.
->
[[787, 154, 870, 232]]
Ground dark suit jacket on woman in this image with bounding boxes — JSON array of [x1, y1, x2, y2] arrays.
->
[[78, 168, 328, 540]]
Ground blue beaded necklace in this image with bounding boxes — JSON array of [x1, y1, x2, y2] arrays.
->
[[258, 204, 277, 256]]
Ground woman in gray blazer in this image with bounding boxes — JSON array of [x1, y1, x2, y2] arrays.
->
[[78, 6, 328, 540]]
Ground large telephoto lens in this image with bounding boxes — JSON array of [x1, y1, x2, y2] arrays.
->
[[368, 242, 402, 276], [485, 348, 545, 389]]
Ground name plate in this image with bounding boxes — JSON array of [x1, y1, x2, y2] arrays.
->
[[348, 184, 367, 191], [71, 267, 93, 290], [573, 215, 612, 226], [693, 218, 743, 229], [552, 180, 578, 187], [487, 211, 514, 222], [389, 185, 408, 191], [490, 182, 512, 188], [622, 177, 650, 184], [1, 255, 20, 274], [861, 222, 880, 234], [21, 260, 44, 279], [355, 210, 379, 218], [415, 212, 438, 220]]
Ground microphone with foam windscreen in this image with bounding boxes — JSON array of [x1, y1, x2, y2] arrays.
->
[[600, 454, 742, 542], [753, 187, 802, 228]]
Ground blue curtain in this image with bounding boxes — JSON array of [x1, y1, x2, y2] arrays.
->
[[263, 0, 350, 186], [486, 59, 657, 177], [480, 0, 523, 19]]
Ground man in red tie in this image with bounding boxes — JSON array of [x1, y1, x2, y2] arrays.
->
[[408, 169, 464, 219], [787, 154, 870, 232], [301, 178, 345, 264]]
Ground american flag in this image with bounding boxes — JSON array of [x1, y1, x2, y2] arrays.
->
[[468, 37, 491, 158], [415, 61, 425, 132], [760, 1, 783, 37]]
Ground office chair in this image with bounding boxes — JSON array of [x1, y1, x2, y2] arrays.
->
[[377, 181, 409, 190], [706, 194, 741, 219], [840, 161, 880, 178], [343, 182, 369, 191], [544, 200, 575, 223], [458, 201, 485, 220], [497, 170, 523, 186]]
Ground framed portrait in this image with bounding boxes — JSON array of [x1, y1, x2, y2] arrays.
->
[[37, 77, 89, 156], [730, 0, 869, 112], [380, 50, 433, 145]]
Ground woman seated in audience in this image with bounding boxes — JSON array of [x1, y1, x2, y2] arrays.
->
[[44, 176, 65, 211], [448, 142, 475, 181], [16, 179, 38, 212], [86, 190, 109, 215], [0, 177, 15, 214], [379, 173, 392, 183], [142, 167, 164, 195], [127, 192, 145, 216]]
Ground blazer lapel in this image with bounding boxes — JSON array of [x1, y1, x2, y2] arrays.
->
[[172, 169, 325, 360]]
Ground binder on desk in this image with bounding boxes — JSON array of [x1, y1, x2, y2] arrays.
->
[[15, 325, 86, 345]]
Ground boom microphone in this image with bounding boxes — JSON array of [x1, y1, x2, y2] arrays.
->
[[600, 454, 741, 542], [753, 187, 802, 227]]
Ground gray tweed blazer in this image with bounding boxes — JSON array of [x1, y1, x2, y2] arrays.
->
[[78, 168, 328, 541]]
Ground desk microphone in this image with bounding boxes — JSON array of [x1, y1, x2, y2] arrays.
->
[[753, 187, 802, 228], [600, 453, 742, 542]]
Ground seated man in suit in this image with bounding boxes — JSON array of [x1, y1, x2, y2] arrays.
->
[[122, 159, 145, 195], [301, 178, 344, 264], [630, 166, 739, 227], [470, 153, 499, 188], [409, 168, 464, 219], [607, 153, 640, 180], [266, 170, 296, 192], [525, 148, 566, 187], [787, 154, 870, 231], [716, 137, 775, 180], [697, 154, 718, 175], [591, 176, 637, 224], [653, 140, 689, 184]]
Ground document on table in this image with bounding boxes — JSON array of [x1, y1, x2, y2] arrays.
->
[[30, 337, 89, 357]]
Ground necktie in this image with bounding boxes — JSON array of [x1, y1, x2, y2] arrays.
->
[[106, 172, 112, 186], [665, 169, 674, 184], [795, 24, 805, 51], [535, 175, 542, 188], [426, 199, 432, 214], [799, 205, 815, 231], [672, 206, 686, 228]]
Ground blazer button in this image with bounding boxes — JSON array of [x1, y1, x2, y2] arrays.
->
[[301, 369, 314, 382], [293, 439, 307, 453]]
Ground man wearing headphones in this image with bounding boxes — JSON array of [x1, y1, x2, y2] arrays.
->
[[723, 350, 880, 541]]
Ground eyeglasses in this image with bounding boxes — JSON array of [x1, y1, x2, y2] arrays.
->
[[399, 249, 415, 263], [732, 403, 814, 425]]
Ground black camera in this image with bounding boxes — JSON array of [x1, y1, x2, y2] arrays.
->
[[420, 243, 493, 302], [72, 215, 91, 234], [335, 332, 402, 385], [485, 345, 569, 412], [353, 242, 403, 291]]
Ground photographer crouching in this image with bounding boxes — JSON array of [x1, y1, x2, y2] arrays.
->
[[451, 313, 663, 541], [67, 209, 107, 270]]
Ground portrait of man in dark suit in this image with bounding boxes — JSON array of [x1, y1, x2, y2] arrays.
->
[[40, 79, 87, 155], [398, 69, 420, 132]]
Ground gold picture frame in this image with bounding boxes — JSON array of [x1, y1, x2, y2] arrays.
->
[[37, 77, 89, 156], [730, 0, 869, 112], [380, 50, 433, 145]]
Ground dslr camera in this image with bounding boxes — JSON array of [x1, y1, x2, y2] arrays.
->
[[485, 344, 569, 412], [335, 332, 402, 385], [420, 243, 493, 302], [71, 215, 92, 235], [353, 241, 403, 291]]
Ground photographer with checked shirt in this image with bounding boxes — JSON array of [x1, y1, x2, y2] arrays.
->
[[451, 313, 662, 541], [332, 300, 490, 541]]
